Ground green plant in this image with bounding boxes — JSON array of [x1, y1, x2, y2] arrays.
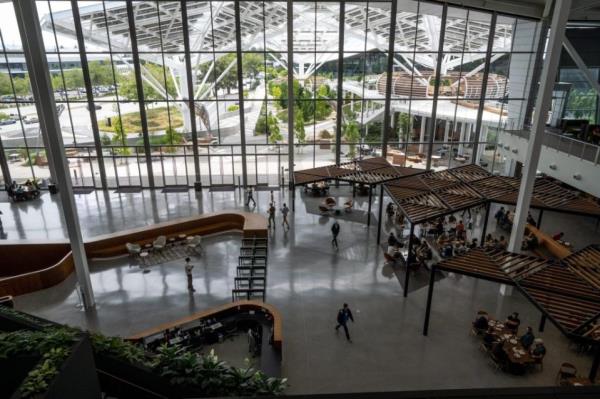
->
[[0, 306, 54, 328], [319, 129, 332, 139], [20, 347, 70, 398], [343, 121, 360, 158], [90, 333, 147, 364], [227, 104, 240, 112], [100, 133, 111, 146], [294, 108, 306, 145]]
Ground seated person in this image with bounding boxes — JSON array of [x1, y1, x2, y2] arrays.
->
[[484, 234, 493, 248], [387, 232, 400, 252], [448, 215, 457, 224], [494, 207, 505, 224], [505, 312, 520, 332], [552, 232, 565, 241], [520, 326, 535, 349], [491, 339, 508, 364], [530, 338, 546, 359], [496, 235, 507, 250], [483, 327, 497, 347], [526, 212, 537, 227], [473, 313, 489, 331], [454, 242, 467, 255], [521, 232, 539, 251], [467, 238, 478, 250], [442, 244, 453, 258]]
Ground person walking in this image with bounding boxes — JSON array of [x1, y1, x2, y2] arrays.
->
[[268, 203, 276, 229], [185, 257, 195, 292], [331, 220, 340, 249], [335, 303, 354, 342], [246, 186, 256, 207], [281, 203, 290, 229]]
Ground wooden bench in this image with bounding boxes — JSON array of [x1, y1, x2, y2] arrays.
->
[[524, 224, 572, 260]]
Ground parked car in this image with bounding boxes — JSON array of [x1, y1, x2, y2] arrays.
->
[[0, 119, 16, 126], [86, 104, 102, 111], [24, 116, 39, 124]]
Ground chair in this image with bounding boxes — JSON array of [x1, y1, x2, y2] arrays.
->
[[555, 362, 577, 385], [153, 235, 167, 252], [531, 354, 545, 372], [318, 205, 330, 214], [186, 235, 202, 254], [344, 200, 353, 212], [125, 242, 141, 257], [324, 197, 336, 208]]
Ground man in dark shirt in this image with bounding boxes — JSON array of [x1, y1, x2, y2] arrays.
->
[[335, 303, 355, 342], [331, 221, 340, 249], [531, 338, 546, 358], [520, 326, 535, 349]]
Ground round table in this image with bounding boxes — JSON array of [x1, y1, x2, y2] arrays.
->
[[139, 251, 151, 273], [178, 234, 187, 244]]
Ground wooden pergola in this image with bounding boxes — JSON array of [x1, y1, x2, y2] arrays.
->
[[381, 164, 600, 296], [292, 157, 424, 225], [423, 247, 600, 381]]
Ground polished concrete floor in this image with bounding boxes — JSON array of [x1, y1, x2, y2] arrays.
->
[[1, 187, 599, 394]]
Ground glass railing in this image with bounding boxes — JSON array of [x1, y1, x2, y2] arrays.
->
[[501, 129, 600, 164]]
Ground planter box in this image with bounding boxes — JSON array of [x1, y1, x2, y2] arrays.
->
[[9, 336, 101, 399], [94, 353, 178, 399]]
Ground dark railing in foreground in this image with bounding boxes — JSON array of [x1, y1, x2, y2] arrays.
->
[[253, 386, 600, 399]]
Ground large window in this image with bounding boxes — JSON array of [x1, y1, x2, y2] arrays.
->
[[0, 0, 544, 188]]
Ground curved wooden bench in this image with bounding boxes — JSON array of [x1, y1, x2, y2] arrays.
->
[[524, 224, 572, 260], [128, 300, 283, 351], [0, 212, 267, 296]]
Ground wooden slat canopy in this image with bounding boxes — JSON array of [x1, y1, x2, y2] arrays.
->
[[435, 246, 600, 341], [293, 157, 425, 186], [384, 164, 600, 224]]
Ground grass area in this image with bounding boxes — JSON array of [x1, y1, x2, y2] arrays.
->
[[98, 106, 183, 133]]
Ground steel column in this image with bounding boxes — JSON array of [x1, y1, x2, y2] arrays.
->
[[14, 0, 95, 308], [71, 1, 107, 189], [126, 1, 154, 187], [480, 202, 491, 246], [508, 0, 572, 254], [471, 13, 497, 164], [0, 135, 10, 185], [367, 185, 373, 226], [334, 2, 345, 165], [423, 265, 437, 336], [590, 346, 600, 382], [180, 1, 201, 183], [425, 4, 447, 170], [404, 223, 415, 297], [234, 1, 248, 187], [381, 0, 397, 158], [376, 185, 384, 244], [538, 314, 547, 332], [287, 0, 294, 190]]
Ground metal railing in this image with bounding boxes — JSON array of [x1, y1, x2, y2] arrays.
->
[[502, 129, 600, 165]]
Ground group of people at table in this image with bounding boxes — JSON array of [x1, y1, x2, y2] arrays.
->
[[473, 311, 546, 375], [5, 179, 41, 201]]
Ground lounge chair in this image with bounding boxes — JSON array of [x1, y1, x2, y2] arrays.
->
[[186, 235, 202, 254], [153, 235, 167, 252], [324, 197, 336, 208], [125, 242, 141, 257], [344, 200, 353, 212]]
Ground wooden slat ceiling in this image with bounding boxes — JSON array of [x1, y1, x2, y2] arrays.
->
[[436, 247, 600, 340], [384, 164, 600, 223], [293, 157, 425, 186]]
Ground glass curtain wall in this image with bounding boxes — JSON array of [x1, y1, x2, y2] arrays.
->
[[0, 0, 544, 188]]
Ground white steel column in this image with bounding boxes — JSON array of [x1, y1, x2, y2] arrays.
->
[[476, 125, 489, 164], [458, 122, 468, 156], [14, 0, 95, 308], [443, 120, 450, 143], [505, 0, 572, 295], [419, 117, 427, 154]]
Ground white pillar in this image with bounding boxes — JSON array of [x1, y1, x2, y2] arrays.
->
[[505, 0, 572, 296], [458, 122, 467, 155], [476, 125, 489, 164], [443, 120, 450, 143], [14, 0, 95, 308], [419, 116, 427, 154]]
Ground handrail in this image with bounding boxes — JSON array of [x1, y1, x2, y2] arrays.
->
[[502, 128, 600, 164]]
